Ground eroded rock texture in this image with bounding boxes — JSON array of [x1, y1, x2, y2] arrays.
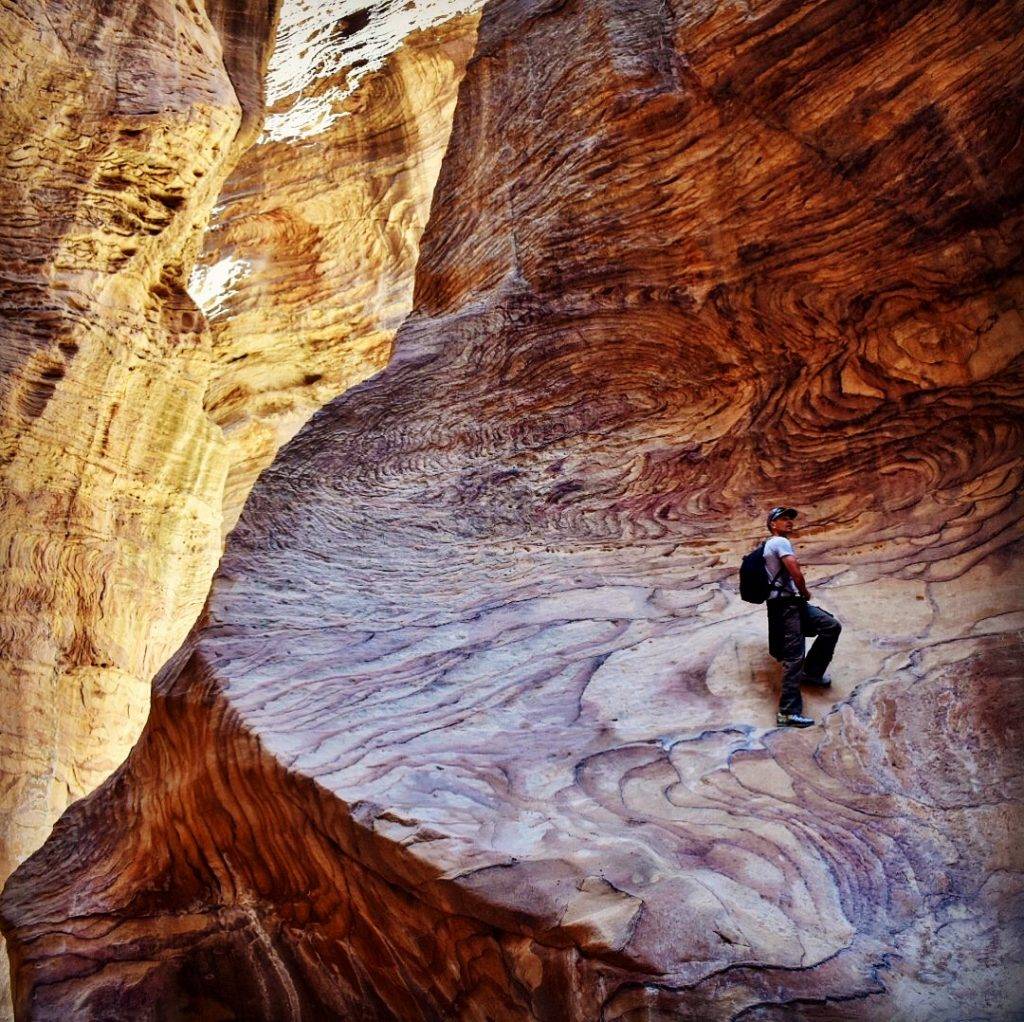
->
[[0, 0, 278, 1005], [4, 0, 1024, 1019], [191, 0, 480, 530], [0, 0, 477, 974]]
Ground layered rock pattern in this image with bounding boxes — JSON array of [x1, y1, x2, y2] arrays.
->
[[0, 0, 278, 1008], [0, 0, 478, 981], [4, 0, 1024, 1019], [191, 2, 480, 530]]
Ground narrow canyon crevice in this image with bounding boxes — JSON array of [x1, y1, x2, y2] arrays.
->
[[2, 0, 1021, 1018], [193, 3, 481, 533]]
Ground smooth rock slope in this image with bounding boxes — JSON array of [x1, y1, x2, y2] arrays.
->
[[4, 0, 1023, 1018]]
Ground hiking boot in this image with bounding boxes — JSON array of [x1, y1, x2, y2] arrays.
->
[[776, 712, 814, 728], [800, 673, 832, 688]]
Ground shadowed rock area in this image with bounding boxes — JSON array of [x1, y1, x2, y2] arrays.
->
[[3, 0, 1024, 1018]]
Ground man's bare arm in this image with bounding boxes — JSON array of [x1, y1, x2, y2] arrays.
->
[[781, 554, 811, 599]]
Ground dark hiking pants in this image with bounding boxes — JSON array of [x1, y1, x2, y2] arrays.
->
[[767, 599, 842, 715]]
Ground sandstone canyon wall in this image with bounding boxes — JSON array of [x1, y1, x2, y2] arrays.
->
[[3, 0, 1024, 1019], [0, 3, 479, 1007], [0, 0, 279, 1010], [192, 1, 481, 532]]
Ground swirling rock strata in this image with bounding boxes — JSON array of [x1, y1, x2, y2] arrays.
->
[[4, 0, 1023, 1019]]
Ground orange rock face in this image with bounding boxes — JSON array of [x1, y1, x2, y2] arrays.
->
[[0, 0, 276, 1008], [3, 0, 1023, 1019], [0, 0, 477, 986]]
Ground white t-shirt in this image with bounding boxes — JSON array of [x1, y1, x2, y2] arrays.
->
[[763, 536, 800, 598]]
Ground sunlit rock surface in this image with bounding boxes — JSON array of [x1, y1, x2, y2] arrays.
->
[[0, 0, 277, 1009], [0, 0, 477, 972], [4, 0, 1024, 1018], [192, 2, 480, 531]]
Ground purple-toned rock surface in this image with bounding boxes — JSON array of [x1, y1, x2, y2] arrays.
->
[[3, 0, 1023, 1018]]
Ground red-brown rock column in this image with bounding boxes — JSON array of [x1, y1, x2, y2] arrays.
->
[[3, 0, 1023, 1019]]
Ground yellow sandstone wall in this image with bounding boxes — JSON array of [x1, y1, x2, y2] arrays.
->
[[0, 1, 479, 1013], [0, 0, 276, 910], [0, 1, 279, 1010]]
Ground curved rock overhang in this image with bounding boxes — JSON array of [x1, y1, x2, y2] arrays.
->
[[2, 0, 1024, 1018]]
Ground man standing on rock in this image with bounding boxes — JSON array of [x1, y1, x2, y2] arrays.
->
[[763, 507, 841, 728]]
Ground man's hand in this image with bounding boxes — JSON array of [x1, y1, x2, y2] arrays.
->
[[781, 554, 811, 600]]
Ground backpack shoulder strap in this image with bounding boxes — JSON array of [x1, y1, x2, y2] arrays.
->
[[763, 539, 789, 593]]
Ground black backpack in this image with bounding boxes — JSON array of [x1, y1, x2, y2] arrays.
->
[[739, 541, 786, 604]]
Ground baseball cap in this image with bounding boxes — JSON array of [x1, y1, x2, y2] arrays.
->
[[766, 506, 798, 527]]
